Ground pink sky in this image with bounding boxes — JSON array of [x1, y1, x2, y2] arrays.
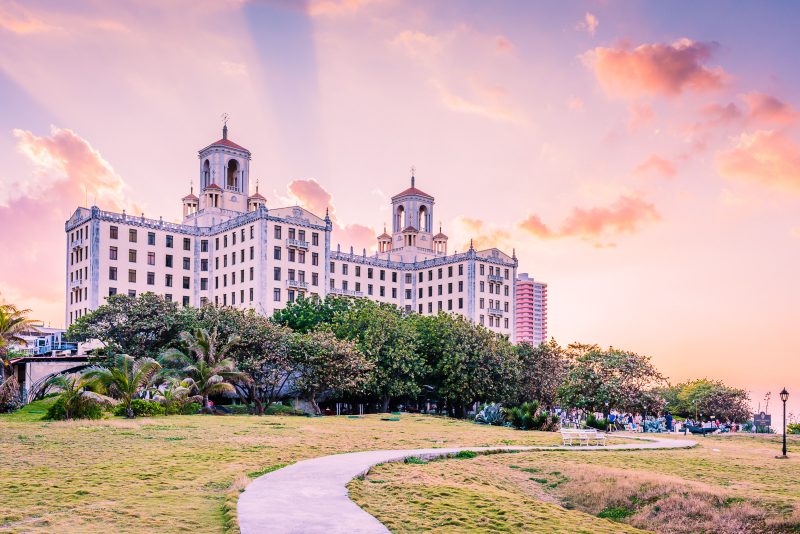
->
[[0, 0, 798, 416]]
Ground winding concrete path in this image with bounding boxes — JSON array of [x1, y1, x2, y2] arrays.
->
[[238, 435, 696, 534]]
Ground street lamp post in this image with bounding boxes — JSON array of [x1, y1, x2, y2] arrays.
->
[[778, 388, 789, 459]]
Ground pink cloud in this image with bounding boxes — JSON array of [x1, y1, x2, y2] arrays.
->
[[0, 126, 135, 324], [700, 102, 742, 126], [575, 12, 599, 36], [740, 92, 798, 125], [628, 102, 655, 131], [519, 195, 660, 240], [0, 1, 56, 34], [307, 0, 377, 17], [715, 130, 800, 191], [458, 217, 511, 250], [495, 35, 514, 53], [635, 154, 677, 178], [585, 38, 728, 98], [287, 178, 376, 252]]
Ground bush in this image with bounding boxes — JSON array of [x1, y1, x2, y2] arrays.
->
[[788, 423, 800, 435], [182, 402, 201, 415], [503, 401, 558, 431], [585, 413, 608, 430], [45, 396, 105, 420], [113, 399, 166, 417], [264, 403, 305, 416], [475, 403, 505, 425]]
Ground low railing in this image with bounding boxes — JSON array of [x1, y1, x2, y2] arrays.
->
[[69, 278, 83, 288], [287, 279, 309, 290], [70, 238, 84, 249], [286, 238, 309, 250], [329, 287, 364, 298], [487, 307, 504, 316], [488, 274, 504, 283]]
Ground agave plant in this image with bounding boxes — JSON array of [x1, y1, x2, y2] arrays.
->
[[85, 354, 161, 418], [161, 328, 249, 411], [475, 403, 505, 425], [44, 372, 117, 420]]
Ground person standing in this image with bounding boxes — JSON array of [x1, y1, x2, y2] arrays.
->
[[665, 412, 674, 432]]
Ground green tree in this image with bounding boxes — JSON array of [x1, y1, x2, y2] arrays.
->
[[515, 339, 570, 409], [557, 346, 666, 416], [161, 328, 249, 410], [661, 379, 751, 422], [66, 293, 194, 358], [289, 330, 372, 414], [332, 300, 425, 412], [85, 354, 161, 418], [234, 320, 295, 414], [271, 294, 353, 333], [0, 304, 39, 412], [44, 372, 116, 420]]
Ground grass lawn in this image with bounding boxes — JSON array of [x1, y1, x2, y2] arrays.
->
[[350, 433, 800, 533], [1, 400, 637, 533]]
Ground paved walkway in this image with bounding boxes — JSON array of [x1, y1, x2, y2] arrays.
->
[[238, 434, 696, 534]]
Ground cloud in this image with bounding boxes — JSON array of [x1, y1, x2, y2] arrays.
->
[[575, 12, 599, 36], [635, 154, 677, 178], [740, 92, 798, 125], [628, 102, 654, 131], [458, 217, 512, 250], [519, 195, 660, 241], [432, 79, 524, 124], [0, 1, 57, 34], [700, 102, 742, 126], [0, 126, 136, 325], [286, 178, 376, 251], [715, 130, 800, 191], [568, 96, 584, 111], [391, 30, 447, 58], [584, 38, 728, 98], [307, 0, 377, 17], [494, 35, 514, 53]]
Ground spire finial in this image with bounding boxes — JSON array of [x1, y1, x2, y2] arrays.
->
[[222, 112, 229, 139], [410, 165, 415, 188], [190, 179, 193, 195], [469, 238, 474, 251], [256, 178, 259, 194]]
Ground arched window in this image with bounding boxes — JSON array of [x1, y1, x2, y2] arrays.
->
[[227, 160, 239, 190], [396, 205, 405, 230], [419, 206, 428, 232], [203, 160, 210, 188]]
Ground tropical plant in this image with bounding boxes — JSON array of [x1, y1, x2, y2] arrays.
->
[[43, 372, 116, 420], [151, 376, 200, 415], [504, 400, 558, 431], [475, 403, 505, 425], [85, 354, 161, 418], [0, 304, 39, 411], [161, 328, 249, 411], [113, 399, 166, 417]]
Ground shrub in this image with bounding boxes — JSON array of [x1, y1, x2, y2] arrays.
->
[[585, 413, 608, 430], [504, 401, 558, 431], [787, 423, 800, 435], [182, 402, 201, 415], [45, 396, 105, 420], [264, 403, 305, 416], [114, 399, 165, 417], [475, 403, 505, 425], [455, 450, 477, 459]]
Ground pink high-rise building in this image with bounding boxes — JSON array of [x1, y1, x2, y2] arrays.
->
[[515, 273, 547, 345]]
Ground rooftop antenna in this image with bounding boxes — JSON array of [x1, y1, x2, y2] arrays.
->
[[221, 112, 229, 139], [410, 165, 416, 188]]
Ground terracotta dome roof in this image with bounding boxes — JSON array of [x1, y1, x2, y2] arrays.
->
[[200, 137, 251, 154], [391, 186, 433, 200], [434, 232, 448, 239], [401, 225, 419, 233], [182, 193, 199, 201], [205, 183, 222, 190], [249, 191, 266, 201], [377, 231, 391, 240]]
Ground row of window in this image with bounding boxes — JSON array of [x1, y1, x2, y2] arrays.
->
[[273, 268, 320, 286], [109, 247, 191, 269], [481, 315, 510, 329], [329, 262, 510, 284], [274, 226, 320, 246], [109, 268, 192, 289], [273, 247, 319, 264], [214, 288, 255, 307], [215, 268, 255, 289]]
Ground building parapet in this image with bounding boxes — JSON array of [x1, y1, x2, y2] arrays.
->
[[330, 287, 364, 298]]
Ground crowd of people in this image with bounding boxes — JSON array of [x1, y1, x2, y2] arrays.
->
[[557, 409, 743, 434]]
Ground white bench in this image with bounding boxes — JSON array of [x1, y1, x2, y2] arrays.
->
[[560, 428, 607, 446]]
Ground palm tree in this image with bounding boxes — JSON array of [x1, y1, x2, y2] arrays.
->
[[161, 328, 248, 411], [85, 354, 161, 418], [0, 304, 39, 380], [44, 372, 116, 420], [151, 376, 200, 414]]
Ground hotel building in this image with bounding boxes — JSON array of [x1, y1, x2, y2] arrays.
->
[[514, 273, 548, 345], [65, 126, 521, 339]]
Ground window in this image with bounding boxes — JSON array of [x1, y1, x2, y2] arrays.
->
[[200, 278, 208, 290], [480, 298, 485, 309], [165, 274, 173, 287], [129, 249, 137, 263], [448, 266, 453, 277], [274, 246, 281, 260], [183, 276, 190, 289], [129, 229, 137, 242], [312, 232, 319, 246], [166, 235, 173, 248], [250, 226, 254, 239], [312, 252, 319, 266], [418, 288, 423, 298], [298, 230, 305, 242], [391, 272, 397, 283], [249, 288, 254, 301], [109, 246, 118, 260], [480, 281, 485, 292], [166, 255, 173, 268], [215, 237, 219, 250], [183, 257, 190, 270], [183, 238, 191, 251], [273, 289, 281, 301], [110, 226, 118, 239], [480, 264, 484, 275], [183, 296, 190, 307], [438, 268, 443, 279], [504, 318, 509, 329], [223, 235, 228, 247], [428, 302, 433, 313], [250, 246, 254, 260], [232, 232, 236, 246], [392, 288, 397, 298], [355, 282, 361, 292], [288, 290, 295, 302], [312, 273, 319, 286], [480, 315, 484, 325], [128, 269, 136, 283], [147, 232, 155, 245], [201, 259, 208, 271], [109, 287, 117, 296], [298, 251, 305, 264], [288, 249, 296, 262], [224, 255, 228, 267], [448, 299, 453, 311], [458, 297, 463, 309], [380, 286, 385, 297], [288, 228, 296, 239], [428, 286, 432, 297], [249, 267, 254, 281], [242, 228, 245, 242], [458, 264, 463, 275], [505, 268, 510, 279], [458, 281, 463, 292], [128, 290, 136, 297], [288, 269, 296, 281], [223, 274, 228, 286], [274, 226, 282, 239], [355, 266, 361, 277], [418, 272, 423, 282], [201, 239, 208, 252], [330, 262, 335, 273], [231, 291, 236, 305], [428, 270, 433, 281], [109, 266, 117, 280], [368, 268, 373, 279], [367, 283, 373, 295], [148, 252, 155, 266], [342, 281, 348, 290], [200, 297, 208, 306], [215, 258, 219, 269], [147, 272, 155, 285], [405, 273, 412, 283], [504, 286, 509, 296], [448, 283, 453, 294], [342, 264, 348, 275], [438, 301, 442, 311]]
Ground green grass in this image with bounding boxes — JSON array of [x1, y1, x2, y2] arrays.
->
[[5, 397, 59, 422]]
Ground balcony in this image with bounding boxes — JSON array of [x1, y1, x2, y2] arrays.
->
[[487, 307, 503, 317], [287, 279, 308, 290], [286, 238, 309, 250], [69, 278, 84, 289], [70, 238, 84, 249], [488, 274, 503, 283], [330, 287, 364, 298]]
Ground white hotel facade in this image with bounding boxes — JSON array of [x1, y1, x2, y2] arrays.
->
[[65, 127, 520, 339]]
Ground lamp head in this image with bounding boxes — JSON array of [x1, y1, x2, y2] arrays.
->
[[780, 388, 789, 403]]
